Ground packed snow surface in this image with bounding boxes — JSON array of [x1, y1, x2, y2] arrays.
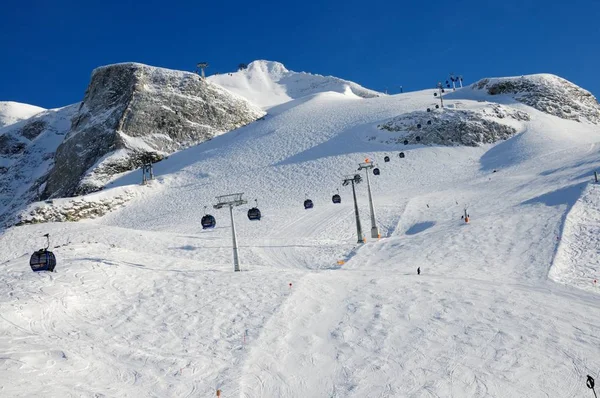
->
[[0, 101, 45, 129], [2, 80, 600, 397]]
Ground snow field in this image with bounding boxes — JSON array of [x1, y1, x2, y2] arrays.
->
[[2, 80, 600, 396]]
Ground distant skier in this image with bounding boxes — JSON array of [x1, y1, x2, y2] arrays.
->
[[417, 267, 421, 275]]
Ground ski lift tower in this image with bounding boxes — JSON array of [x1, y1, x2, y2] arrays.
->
[[358, 159, 380, 239], [214, 193, 247, 272], [343, 174, 364, 244], [435, 82, 444, 108], [196, 62, 209, 79]]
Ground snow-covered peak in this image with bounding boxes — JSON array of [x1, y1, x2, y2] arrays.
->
[[246, 60, 289, 77], [208, 60, 382, 109], [0, 101, 45, 129]]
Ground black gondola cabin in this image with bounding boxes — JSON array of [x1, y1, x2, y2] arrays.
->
[[30, 249, 56, 272], [332, 194, 341, 204], [304, 199, 314, 209], [201, 214, 216, 229]]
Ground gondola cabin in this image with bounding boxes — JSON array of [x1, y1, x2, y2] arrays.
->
[[384, 156, 390, 162], [332, 194, 341, 204], [416, 136, 421, 142], [304, 199, 314, 209], [201, 214, 216, 229], [404, 139, 409, 145], [30, 249, 56, 272], [427, 120, 431, 125], [399, 152, 405, 158], [417, 124, 421, 129], [247, 207, 261, 221], [373, 168, 380, 176]]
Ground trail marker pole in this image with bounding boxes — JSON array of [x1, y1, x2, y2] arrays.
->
[[358, 160, 380, 238], [214, 193, 247, 272], [343, 174, 364, 244]]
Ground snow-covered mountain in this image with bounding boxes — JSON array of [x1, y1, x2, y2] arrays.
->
[[0, 101, 45, 129], [42, 63, 265, 199], [208, 60, 382, 108], [0, 104, 79, 223], [2, 66, 600, 397]]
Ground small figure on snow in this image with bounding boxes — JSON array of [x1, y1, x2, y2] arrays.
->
[[417, 267, 421, 275]]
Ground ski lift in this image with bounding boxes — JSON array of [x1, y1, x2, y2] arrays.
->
[[399, 152, 405, 158], [434, 92, 438, 97], [304, 198, 314, 209], [416, 136, 421, 142], [373, 168, 380, 176], [435, 104, 440, 109], [29, 234, 56, 272], [201, 206, 216, 229], [403, 139, 409, 145], [427, 120, 432, 125], [417, 124, 421, 129], [332, 189, 341, 204], [427, 108, 431, 112], [442, 89, 445, 93], [247, 199, 261, 221], [384, 156, 390, 162]]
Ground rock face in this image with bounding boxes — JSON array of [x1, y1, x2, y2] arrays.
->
[[378, 104, 529, 147], [0, 104, 78, 224], [44, 63, 265, 198], [471, 74, 600, 124]]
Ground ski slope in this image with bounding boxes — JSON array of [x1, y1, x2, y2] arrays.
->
[[2, 77, 600, 397]]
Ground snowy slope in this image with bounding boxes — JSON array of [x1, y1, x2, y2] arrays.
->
[[208, 60, 382, 108], [0, 101, 45, 129], [2, 75, 600, 397]]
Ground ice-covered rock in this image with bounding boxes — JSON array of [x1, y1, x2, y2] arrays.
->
[[471, 74, 600, 124], [44, 62, 265, 198]]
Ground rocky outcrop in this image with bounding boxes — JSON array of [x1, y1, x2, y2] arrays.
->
[[44, 63, 265, 198], [378, 104, 529, 147], [471, 74, 600, 124], [0, 104, 78, 224], [15, 192, 134, 225]]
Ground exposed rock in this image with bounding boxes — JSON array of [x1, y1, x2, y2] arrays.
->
[[15, 192, 134, 225], [44, 62, 265, 198], [471, 74, 600, 124], [378, 104, 528, 147], [0, 104, 78, 225]]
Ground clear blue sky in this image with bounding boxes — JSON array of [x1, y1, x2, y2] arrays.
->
[[2, 0, 599, 108]]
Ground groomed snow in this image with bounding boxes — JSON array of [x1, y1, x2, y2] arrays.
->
[[1, 82, 600, 397]]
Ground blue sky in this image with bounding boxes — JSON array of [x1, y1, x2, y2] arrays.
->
[[2, 0, 599, 108]]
